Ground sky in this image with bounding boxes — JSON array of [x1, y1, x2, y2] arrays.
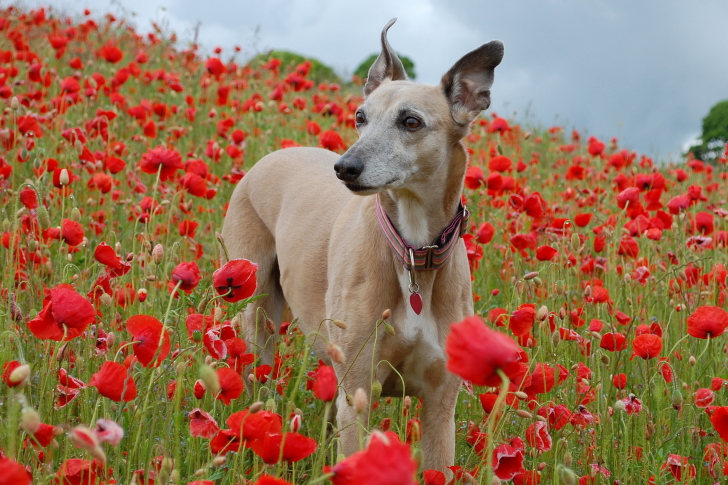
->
[[9, 0, 728, 162]]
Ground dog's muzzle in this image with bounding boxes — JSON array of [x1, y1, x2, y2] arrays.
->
[[334, 155, 364, 183]]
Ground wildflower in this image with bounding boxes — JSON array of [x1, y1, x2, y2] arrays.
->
[[694, 388, 715, 408], [170, 261, 202, 294], [446, 316, 524, 387], [61, 218, 85, 246], [89, 361, 137, 402], [525, 421, 552, 452], [216, 367, 243, 405], [492, 441, 526, 480], [631, 334, 662, 359], [189, 408, 220, 439], [99, 43, 123, 63], [126, 315, 170, 368], [213, 259, 258, 302], [94, 419, 124, 446], [330, 431, 417, 485], [311, 361, 338, 402], [600, 332, 627, 352], [687, 306, 728, 339], [0, 456, 30, 485], [27, 284, 95, 341], [249, 432, 317, 464], [139, 146, 184, 181], [3, 361, 29, 387]]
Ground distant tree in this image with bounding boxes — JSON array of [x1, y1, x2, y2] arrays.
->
[[247, 50, 342, 84], [688, 99, 728, 162], [353, 53, 416, 81]]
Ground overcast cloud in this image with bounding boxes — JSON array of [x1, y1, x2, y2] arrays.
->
[[10, 0, 728, 161]]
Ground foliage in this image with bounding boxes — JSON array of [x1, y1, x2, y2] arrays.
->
[[353, 52, 416, 81], [247, 49, 342, 84], [688, 99, 728, 162]]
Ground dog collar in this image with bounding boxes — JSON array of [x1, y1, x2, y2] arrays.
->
[[374, 193, 469, 272]]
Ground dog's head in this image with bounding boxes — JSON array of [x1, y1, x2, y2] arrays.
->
[[334, 18, 504, 195]]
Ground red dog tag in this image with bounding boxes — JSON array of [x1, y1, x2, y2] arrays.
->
[[410, 292, 423, 315]]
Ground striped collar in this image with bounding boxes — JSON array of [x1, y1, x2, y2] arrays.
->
[[374, 193, 469, 271]]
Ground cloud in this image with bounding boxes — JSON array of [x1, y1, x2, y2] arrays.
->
[[10, 0, 728, 160]]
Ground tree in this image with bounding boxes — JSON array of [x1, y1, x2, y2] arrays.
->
[[688, 99, 728, 163], [247, 50, 342, 85], [353, 53, 416, 81]]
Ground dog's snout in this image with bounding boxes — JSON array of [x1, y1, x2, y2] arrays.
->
[[334, 156, 364, 182]]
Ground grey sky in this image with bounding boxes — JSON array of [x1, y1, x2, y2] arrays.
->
[[11, 0, 728, 161]]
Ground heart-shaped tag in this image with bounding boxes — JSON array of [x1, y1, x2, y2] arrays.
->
[[410, 292, 423, 315]]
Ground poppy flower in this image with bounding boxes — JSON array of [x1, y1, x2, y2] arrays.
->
[[249, 431, 317, 464], [613, 373, 627, 389], [226, 409, 283, 441], [189, 408, 220, 439], [206, 57, 225, 77], [535, 245, 557, 261], [139, 146, 184, 181], [446, 316, 524, 387], [0, 456, 30, 485], [54, 459, 99, 485], [2, 360, 23, 387], [618, 394, 642, 415], [711, 406, 728, 442], [319, 130, 346, 151], [509, 304, 535, 337], [89, 361, 137, 402], [488, 155, 512, 172], [687, 306, 728, 339], [330, 431, 417, 485], [631, 334, 662, 359], [213, 259, 258, 302], [99, 43, 123, 63], [695, 388, 715, 408], [464, 165, 485, 189], [94, 419, 124, 446], [252, 476, 294, 485], [573, 213, 592, 227], [27, 284, 95, 341], [61, 218, 84, 246], [170, 261, 202, 294], [216, 367, 243, 405], [600, 332, 627, 352], [525, 421, 552, 452], [475, 222, 495, 244], [310, 361, 338, 401], [126, 315, 170, 368], [492, 442, 525, 480], [661, 454, 696, 482]]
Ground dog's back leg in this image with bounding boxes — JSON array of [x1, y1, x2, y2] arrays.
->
[[221, 186, 284, 367]]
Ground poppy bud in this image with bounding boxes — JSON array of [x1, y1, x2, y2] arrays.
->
[[671, 389, 683, 409], [11, 96, 19, 110], [514, 391, 528, 400], [515, 409, 532, 419], [491, 477, 502, 485], [564, 451, 573, 467], [265, 318, 276, 335], [152, 244, 164, 264], [100, 293, 113, 307], [196, 295, 211, 314], [371, 380, 382, 399], [9, 364, 31, 387], [59, 169, 70, 186], [601, 354, 610, 365], [524, 271, 538, 280], [382, 308, 391, 320], [36, 205, 50, 230], [212, 455, 226, 466], [533, 276, 543, 287], [332, 320, 347, 329], [265, 398, 275, 412], [689, 355, 696, 366], [137, 288, 148, 302], [555, 280, 565, 294], [199, 365, 220, 395], [536, 305, 548, 321], [326, 342, 345, 364], [552, 331, 561, 348], [71, 425, 106, 463], [346, 394, 353, 406], [289, 413, 302, 432], [354, 388, 368, 413], [384, 323, 395, 336], [70, 207, 81, 222], [250, 401, 264, 413], [20, 406, 41, 433], [571, 232, 581, 252]]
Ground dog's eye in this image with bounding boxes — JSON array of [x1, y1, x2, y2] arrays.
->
[[355, 111, 366, 125], [404, 117, 421, 130]]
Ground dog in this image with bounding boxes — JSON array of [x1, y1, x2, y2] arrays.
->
[[221, 18, 503, 473]]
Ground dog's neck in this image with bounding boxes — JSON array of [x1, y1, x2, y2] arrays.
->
[[378, 143, 468, 249]]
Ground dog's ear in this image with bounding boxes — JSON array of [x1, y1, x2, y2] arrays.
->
[[363, 18, 408, 97], [441, 40, 504, 125]]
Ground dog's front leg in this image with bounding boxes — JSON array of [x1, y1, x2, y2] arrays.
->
[[333, 380, 370, 456], [420, 372, 460, 475]]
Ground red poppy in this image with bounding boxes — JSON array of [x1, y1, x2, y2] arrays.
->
[[99, 43, 123, 63], [61, 218, 85, 246], [600, 332, 627, 352], [661, 454, 696, 482], [613, 373, 627, 389], [27, 284, 96, 341], [631, 334, 662, 360], [618, 395, 642, 415], [212, 259, 258, 302], [535, 245, 557, 261], [126, 315, 170, 368], [618, 236, 639, 258], [249, 431, 317, 464], [54, 459, 100, 485], [19, 188, 38, 210], [330, 432, 417, 485], [711, 407, 728, 442], [525, 421, 552, 452], [189, 408, 220, 439], [695, 388, 715, 408], [488, 155, 512, 172], [2, 360, 22, 387], [319, 130, 346, 151], [695, 211, 715, 235], [0, 456, 30, 485], [311, 361, 338, 401], [687, 306, 728, 339], [509, 304, 535, 337], [206, 57, 225, 77], [170, 261, 202, 294], [226, 409, 283, 441], [29, 422, 59, 448], [492, 442, 525, 480], [475, 222, 495, 244], [252, 476, 294, 485], [464, 166, 485, 189], [89, 361, 137, 402], [139, 146, 184, 181], [94, 242, 130, 276], [216, 367, 243, 405], [573, 213, 592, 227], [446, 316, 524, 387]]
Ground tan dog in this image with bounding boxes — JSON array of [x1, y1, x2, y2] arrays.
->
[[221, 19, 503, 473]]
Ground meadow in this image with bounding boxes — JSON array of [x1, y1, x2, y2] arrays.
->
[[1, 5, 728, 484]]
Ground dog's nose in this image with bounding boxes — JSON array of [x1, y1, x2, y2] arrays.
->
[[334, 156, 364, 182]]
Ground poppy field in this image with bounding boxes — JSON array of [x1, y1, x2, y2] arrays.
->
[[3, 6, 728, 485]]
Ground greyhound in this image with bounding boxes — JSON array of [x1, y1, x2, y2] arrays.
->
[[221, 19, 503, 474]]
